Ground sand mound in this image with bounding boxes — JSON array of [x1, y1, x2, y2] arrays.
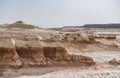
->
[[1, 21, 41, 29]]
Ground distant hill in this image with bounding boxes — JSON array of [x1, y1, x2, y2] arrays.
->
[[63, 23, 120, 29], [62, 26, 82, 29], [0, 21, 41, 29], [83, 24, 120, 28]]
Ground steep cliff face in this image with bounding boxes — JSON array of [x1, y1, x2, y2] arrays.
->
[[42, 41, 95, 66], [43, 47, 67, 61], [0, 39, 95, 67], [15, 40, 46, 67], [0, 39, 21, 66], [0, 47, 15, 66]]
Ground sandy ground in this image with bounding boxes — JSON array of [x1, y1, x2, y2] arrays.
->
[[14, 66, 120, 78], [73, 52, 120, 62], [2, 67, 68, 78]]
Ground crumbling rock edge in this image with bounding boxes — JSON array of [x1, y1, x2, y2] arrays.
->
[[0, 39, 95, 68]]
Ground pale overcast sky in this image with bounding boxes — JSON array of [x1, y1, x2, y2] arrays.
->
[[0, 0, 120, 28]]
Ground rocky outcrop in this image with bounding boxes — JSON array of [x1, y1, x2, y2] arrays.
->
[[65, 54, 95, 66], [15, 40, 46, 67], [0, 39, 21, 66], [43, 32, 95, 43], [43, 47, 67, 61], [109, 58, 120, 65], [0, 39, 95, 67]]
